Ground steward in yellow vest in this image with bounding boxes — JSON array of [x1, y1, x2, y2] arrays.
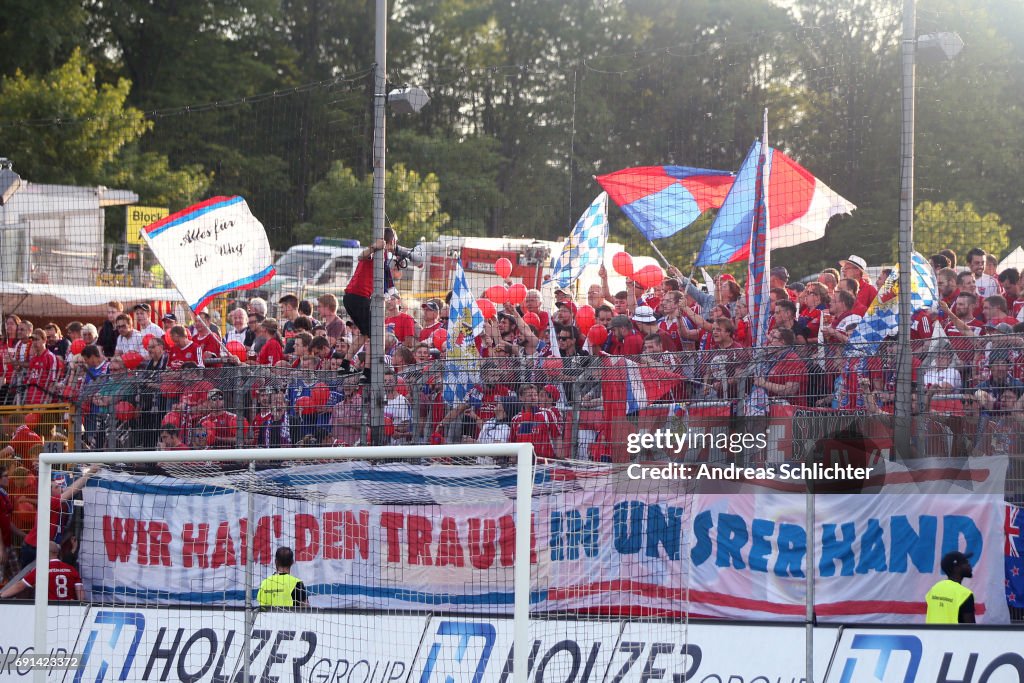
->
[[257, 547, 309, 608], [925, 551, 975, 624]]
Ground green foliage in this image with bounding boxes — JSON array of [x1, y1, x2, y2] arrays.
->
[[0, 49, 150, 184], [102, 147, 212, 210], [892, 201, 1011, 261], [388, 130, 507, 237], [296, 162, 450, 246], [0, 0, 1023, 282], [0, 0, 87, 77]]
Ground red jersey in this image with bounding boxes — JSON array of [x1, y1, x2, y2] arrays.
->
[[857, 279, 878, 312], [767, 351, 807, 407], [23, 559, 83, 601], [258, 338, 284, 366], [25, 495, 66, 547], [619, 331, 645, 356], [386, 314, 417, 342], [1012, 299, 1024, 320], [192, 332, 221, 359], [167, 342, 203, 369], [25, 350, 59, 404], [734, 318, 751, 347], [418, 321, 443, 342], [510, 408, 561, 459], [797, 307, 824, 341], [658, 317, 688, 352], [200, 411, 247, 447], [909, 310, 933, 340], [467, 384, 514, 423], [345, 258, 374, 297]]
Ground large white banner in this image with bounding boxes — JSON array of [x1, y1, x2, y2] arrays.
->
[[81, 458, 1010, 623], [140, 195, 275, 311]]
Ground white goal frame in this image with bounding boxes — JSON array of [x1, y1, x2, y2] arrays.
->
[[35, 443, 536, 683]]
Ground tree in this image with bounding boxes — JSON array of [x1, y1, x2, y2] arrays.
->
[[0, 49, 150, 184], [894, 200, 1011, 261], [388, 130, 506, 237], [296, 161, 450, 246], [0, 0, 87, 77]]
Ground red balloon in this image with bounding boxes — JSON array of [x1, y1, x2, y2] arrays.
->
[[587, 324, 609, 347], [495, 257, 513, 280], [484, 285, 509, 303], [575, 305, 596, 334], [612, 252, 635, 278], [70, 339, 86, 355], [432, 328, 448, 350], [507, 283, 527, 305], [476, 298, 497, 320], [142, 334, 155, 350], [310, 382, 331, 407], [633, 264, 665, 290], [115, 401, 137, 422], [384, 416, 395, 439], [226, 340, 247, 363], [295, 395, 316, 416], [522, 312, 541, 329], [121, 351, 143, 370]]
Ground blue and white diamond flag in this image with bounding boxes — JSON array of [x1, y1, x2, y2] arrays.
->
[[443, 258, 485, 405], [847, 251, 937, 354], [548, 192, 609, 290]]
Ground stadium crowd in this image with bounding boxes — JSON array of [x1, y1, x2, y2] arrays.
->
[[1, 246, 1024, 619], [1, 247, 1024, 466]]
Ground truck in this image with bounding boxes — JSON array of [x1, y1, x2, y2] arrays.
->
[[249, 237, 364, 302], [244, 234, 660, 309]]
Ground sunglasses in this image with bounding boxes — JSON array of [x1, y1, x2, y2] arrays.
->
[[557, 336, 573, 341]]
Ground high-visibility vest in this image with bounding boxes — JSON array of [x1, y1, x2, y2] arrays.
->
[[925, 579, 973, 624], [257, 573, 302, 607]]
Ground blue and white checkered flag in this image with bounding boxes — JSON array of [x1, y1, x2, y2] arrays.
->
[[443, 259, 485, 405], [548, 192, 609, 289], [847, 251, 938, 354]]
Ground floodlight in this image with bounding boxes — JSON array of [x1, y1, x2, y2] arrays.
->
[[387, 86, 430, 114], [917, 33, 964, 63], [0, 158, 22, 206]]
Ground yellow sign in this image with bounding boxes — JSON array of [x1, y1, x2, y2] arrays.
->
[[126, 206, 169, 245]]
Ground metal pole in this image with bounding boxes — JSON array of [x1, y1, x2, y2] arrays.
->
[[895, 0, 916, 459], [513, 445, 534, 683], [370, 0, 388, 445], [243, 461, 255, 683], [33, 460, 53, 683], [805, 482, 815, 683]]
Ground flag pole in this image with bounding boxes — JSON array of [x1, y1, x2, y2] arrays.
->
[[646, 238, 674, 271]]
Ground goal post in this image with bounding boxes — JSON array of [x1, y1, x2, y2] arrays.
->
[[33, 443, 536, 683]]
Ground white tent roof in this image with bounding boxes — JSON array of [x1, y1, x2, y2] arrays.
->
[[0, 281, 185, 319], [998, 246, 1024, 273]]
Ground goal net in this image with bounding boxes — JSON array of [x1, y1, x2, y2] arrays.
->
[[32, 445, 699, 683]]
